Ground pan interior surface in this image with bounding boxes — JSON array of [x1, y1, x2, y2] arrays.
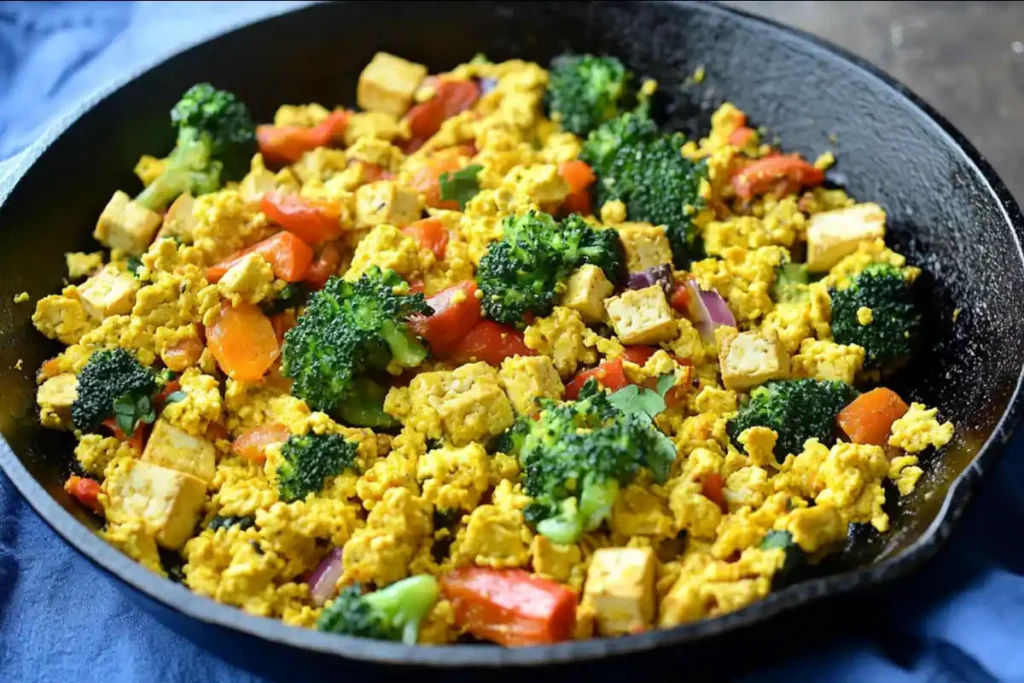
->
[[0, 0, 1022, 668]]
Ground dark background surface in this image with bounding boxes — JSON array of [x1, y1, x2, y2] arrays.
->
[[729, 1, 1024, 201]]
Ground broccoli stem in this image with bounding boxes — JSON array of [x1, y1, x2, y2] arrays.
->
[[379, 320, 429, 368], [336, 377, 398, 428], [364, 575, 441, 645], [536, 479, 620, 544], [135, 165, 187, 212], [135, 131, 214, 212]]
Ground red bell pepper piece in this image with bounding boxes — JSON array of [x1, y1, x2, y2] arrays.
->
[[260, 191, 343, 245], [402, 218, 450, 260], [564, 357, 629, 400], [448, 320, 534, 366], [206, 231, 314, 284], [64, 475, 103, 514], [409, 281, 482, 357], [731, 154, 824, 200], [256, 110, 350, 166]]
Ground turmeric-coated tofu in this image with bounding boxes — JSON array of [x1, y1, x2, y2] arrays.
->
[[357, 52, 428, 117], [106, 460, 206, 550], [94, 190, 162, 256], [562, 264, 613, 323], [78, 264, 139, 320], [498, 355, 564, 415], [37, 373, 78, 430], [617, 223, 673, 273], [718, 327, 790, 391], [806, 202, 886, 272], [604, 285, 677, 345], [141, 418, 216, 484], [355, 181, 423, 229], [158, 192, 197, 242], [584, 547, 657, 635]]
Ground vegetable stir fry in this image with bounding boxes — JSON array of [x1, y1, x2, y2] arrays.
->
[[32, 52, 955, 647]]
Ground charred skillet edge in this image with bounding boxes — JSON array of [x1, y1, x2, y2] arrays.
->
[[2, 0, 1024, 667]]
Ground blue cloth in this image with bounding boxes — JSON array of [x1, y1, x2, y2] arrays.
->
[[1, 3, 1022, 681]]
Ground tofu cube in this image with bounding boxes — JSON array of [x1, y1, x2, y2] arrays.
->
[[437, 382, 515, 446], [141, 418, 216, 484], [78, 264, 139, 320], [499, 355, 564, 415], [617, 223, 673, 273], [158, 191, 197, 241], [357, 52, 428, 117], [344, 111, 406, 146], [806, 202, 886, 272], [355, 181, 423, 229], [718, 327, 790, 391], [584, 547, 657, 635], [562, 265, 613, 323], [37, 373, 79, 430], [94, 190, 162, 256], [604, 285, 677, 345], [107, 461, 206, 550]]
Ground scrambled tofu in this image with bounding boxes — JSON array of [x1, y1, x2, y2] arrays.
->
[[32, 53, 954, 647]]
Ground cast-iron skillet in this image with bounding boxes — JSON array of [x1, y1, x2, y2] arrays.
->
[[1, 1, 1023, 680]]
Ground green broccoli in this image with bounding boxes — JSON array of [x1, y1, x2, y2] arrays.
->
[[829, 263, 922, 372], [772, 262, 810, 304], [71, 348, 157, 433], [476, 210, 625, 325], [760, 529, 806, 587], [581, 109, 709, 268], [727, 379, 858, 462], [135, 83, 254, 212], [277, 432, 360, 503], [207, 515, 256, 532], [514, 379, 676, 544], [546, 54, 633, 136], [316, 575, 440, 644], [281, 267, 431, 427]]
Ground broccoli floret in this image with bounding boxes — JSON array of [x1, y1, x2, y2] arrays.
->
[[276, 432, 360, 503], [281, 267, 431, 426], [546, 54, 633, 136], [476, 210, 626, 325], [207, 515, 256, 532], [71, 348, 157, 432], [493, 416, 530, 456], [135, 83, 254, 212], [727, 379, 858, 462], [829, 263, 922, 372], [317, 575, 440, 644], [581, 110, 709, 268], [518, 383, 676, 544], [760, 530, 806, 587], [772, 262, 810, 304]]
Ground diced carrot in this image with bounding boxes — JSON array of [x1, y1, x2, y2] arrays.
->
[[402, 218, 450, 260], [410, 156, 464, 210], [39, 357, 63, 380], [232, 422, 290, 464], [409, 281, 482, 357], [206, 422, 229, 443], [205, 301, 280, 381], [731, 154, 825, 200], [64, 475, 103, 514], [448, 320, 534, 367], [206, 231, 314, 284], [701, 472, 727, 512], [558, 160, 596, 194], [837, 387, 910, 447], [260, 191, 343, 245], [564, 358, 629, 400], [270, 311, 298, 346], [154, 379, 182, 410], [560, 189, 592, 217], [727, 126, 757, 148], [256, 110, 350, 166], [441, 567, 576, 647], [162, 336, 204, 373], [622, 346, 658, 366], [303, 241, 343, 291], [102, 418, 148, 454], [669, 283, 690, 313]]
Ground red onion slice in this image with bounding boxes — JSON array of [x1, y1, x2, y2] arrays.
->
[[684, 280, 735, 341], [625, 264, 673, 295], [308, 547, 344, 606]]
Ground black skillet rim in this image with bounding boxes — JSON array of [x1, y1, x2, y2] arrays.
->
[[1, 0, 1023, 668]]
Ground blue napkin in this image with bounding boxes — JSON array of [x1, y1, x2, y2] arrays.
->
[[1, 3, 1022, 681]]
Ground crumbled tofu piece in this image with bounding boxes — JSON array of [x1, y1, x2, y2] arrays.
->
[[158, 192, 197, 242], [791, 338, 865, 385], [141, 418, 217, 484], [273, 103, 330, 128], [94, 190, 162, 256], [806, 202, 886, 272], [217, 252, 276, 305], [451, 505, 531, 569], [604, 285, 677, 345], [889, 403, 955, 454], [105, 460, 206, 550], [32, 288, 95, 345], [417, 443, 490, 512], [562, 264, 613, 323], [344, 111, 407, 146], [499, 355, 564, 415], [65, 252, 104, 280], [584, 547, 657, 636], [530, 535, 581, 583], [617, 223, 673, 273], [600, 199, 627, 224], [78, 264, 139, 320], [355, 181, 423, 229], [718, 327, 789, 391], [37, 373, 78, 430], [345, 223, 422, 280], [357, 52, 428, 117]]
